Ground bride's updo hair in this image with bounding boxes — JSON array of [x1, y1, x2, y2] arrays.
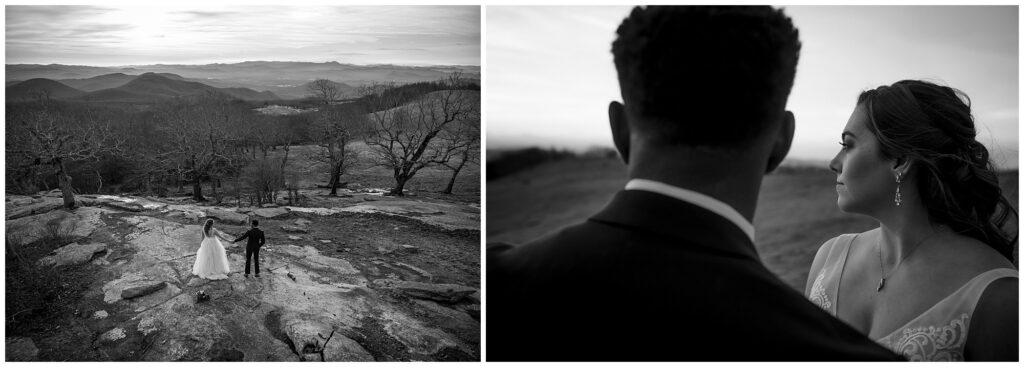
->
[[203, 219, 214, 238], [857, 80, 1017, 260]]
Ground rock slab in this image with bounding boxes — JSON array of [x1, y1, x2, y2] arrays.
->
[[6, 337, 39, 361], [6, 201, 62, 220], [100, 201, 144, 212], [121, 281, 167, 299], [281, 225, 309, 233], [205, 208, 249, 225], [395, 281, 477, 303], [37, 242, 107, 267], [323, 334, 375, 361], [252, 207, 289, 218]]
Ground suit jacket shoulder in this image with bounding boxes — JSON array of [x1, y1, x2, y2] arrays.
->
[[488, 190, 901, 361]]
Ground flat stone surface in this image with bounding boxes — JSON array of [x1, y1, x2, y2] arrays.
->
[[323, 334, 374, 361], [280, 225, 308, 233], [100, 200, 145, 212], [6, 337, 39, 361], [380, 308, 461, 356], [7, 206, 110, 244], [400, 245, 419, 253], [6, 200, 62, 220], [395, 281, 477, 303], [121, 281, 167, 299], [98, 327, 127, 343], [336, 200, 478, 231], [37, 242, 107, 267], [252, 207, 289, 218], [394, 262, 432, 280], [205, 208, 249, 225], [6, 194, 479, 361]]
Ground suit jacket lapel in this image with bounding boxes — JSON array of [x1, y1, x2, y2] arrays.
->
[[590, 190, 760, 261]]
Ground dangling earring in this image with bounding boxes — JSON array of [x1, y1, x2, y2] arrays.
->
[[894, 172, 902, 206]]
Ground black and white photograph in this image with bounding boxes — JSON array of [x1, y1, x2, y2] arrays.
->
[[486, 5, 1017, 361], [6, 5, 480, 361]]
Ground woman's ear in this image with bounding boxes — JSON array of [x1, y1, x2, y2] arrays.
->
[[892, 157, 913, 178]]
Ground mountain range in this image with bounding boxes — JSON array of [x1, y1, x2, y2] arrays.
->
[[6, 61, 480, 100], [6, 72, 281, 103]]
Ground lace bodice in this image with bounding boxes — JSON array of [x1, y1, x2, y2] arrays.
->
[[807, 234, 1018, 361]]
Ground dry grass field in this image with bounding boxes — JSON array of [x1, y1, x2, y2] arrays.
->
[[487, 156, 1019, 290]]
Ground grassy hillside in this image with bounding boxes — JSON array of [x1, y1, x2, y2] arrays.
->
[[487, 156, 1019, 291]]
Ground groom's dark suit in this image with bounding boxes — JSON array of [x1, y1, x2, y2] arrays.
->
[[487, 190, 902, 361], [234, 228, 265, 275]]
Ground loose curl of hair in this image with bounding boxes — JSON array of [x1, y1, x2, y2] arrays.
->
[[857, 80, 1017, 261], [203, 219, 214, 238]]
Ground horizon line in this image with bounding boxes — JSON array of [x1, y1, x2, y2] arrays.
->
[[5, 61, 483, 69]]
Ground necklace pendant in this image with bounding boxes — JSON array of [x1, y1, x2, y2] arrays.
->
[[877, 278, 885, 292]]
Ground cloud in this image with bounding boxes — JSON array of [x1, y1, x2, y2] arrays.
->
[[5, 5, 479, 66]]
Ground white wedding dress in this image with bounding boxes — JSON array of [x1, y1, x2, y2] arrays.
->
[[192, 233, 230, 280]]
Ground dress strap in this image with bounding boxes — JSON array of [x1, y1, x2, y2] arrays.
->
[[949, 267, 1018, 313], [809, 233, 857, 315]]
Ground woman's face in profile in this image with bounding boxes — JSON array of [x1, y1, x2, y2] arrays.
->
[[829, 104, 897, 216]]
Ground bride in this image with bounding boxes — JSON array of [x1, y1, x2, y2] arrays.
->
[[807, 80, 1018, 361], [193, 218, 230, 280]]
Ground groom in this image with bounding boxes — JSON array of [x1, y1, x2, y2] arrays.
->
[[487, 6, 902, 361], [233, 219, 266, 278]]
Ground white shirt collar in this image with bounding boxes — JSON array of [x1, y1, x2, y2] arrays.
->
[[624, 178, 755, 242]]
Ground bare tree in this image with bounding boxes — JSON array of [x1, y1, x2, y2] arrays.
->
[[155, 93, 249, 202], [308, 78, 342, 105], [6, 99, 126, 209], [363, 72, 479, 196], [432, 104, 480, 194], [310, 104, 367, 196]]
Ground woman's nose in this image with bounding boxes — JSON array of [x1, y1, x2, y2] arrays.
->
[[828, 153, 841, 174]]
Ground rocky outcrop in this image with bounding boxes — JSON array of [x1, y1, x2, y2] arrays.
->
[[6, 194, 481, 361], [280, 225, 309, 233], [394, 262, 432, 280], [6, 200, 63, 220], [37, 242, 107, 267], [394, 282, 477, 303], [400, 245, 419, 253], [100, 201, 145, 212], [121, 281, 167, 299], [252, 207, 289, 218], [7, 206, 110, 245], [6, 337, 39, 361], [281, 314, 374, 361], [204, 208, 249, 225], [322, 334, 375, 361]]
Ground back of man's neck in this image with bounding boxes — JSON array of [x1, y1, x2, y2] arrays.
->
[[627, 151, 767, 222]]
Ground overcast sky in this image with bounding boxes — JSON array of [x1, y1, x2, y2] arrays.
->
[[487, 6, 1019, 168], [5, 5, 480, 66]]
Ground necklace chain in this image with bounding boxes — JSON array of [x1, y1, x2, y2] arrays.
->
[[876, 232, 937, 292]]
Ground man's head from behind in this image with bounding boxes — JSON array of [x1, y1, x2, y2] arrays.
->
[[252, 219, 259, 228], [611, 6, 801, 162]]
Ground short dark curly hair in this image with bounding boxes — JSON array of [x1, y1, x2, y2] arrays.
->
[[612, 6, 801, 146]]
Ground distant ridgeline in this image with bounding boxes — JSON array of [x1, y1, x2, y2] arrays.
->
[[5, 61, 482, 101], [5, 73, 281, 103], [487, 146, 618, 181], [5, 66, 481, 199]]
